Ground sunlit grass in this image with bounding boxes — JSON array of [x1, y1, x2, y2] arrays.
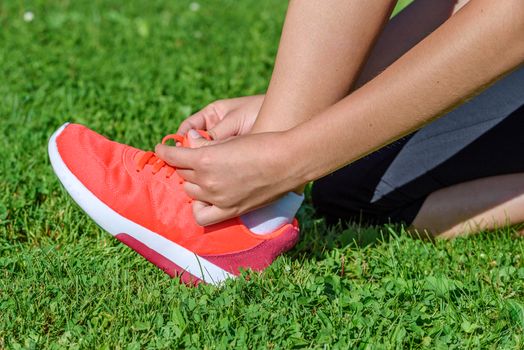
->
[[1, 0, 523, 348]]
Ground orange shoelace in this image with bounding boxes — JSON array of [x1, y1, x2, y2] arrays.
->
[[134, 134, 185, 179]]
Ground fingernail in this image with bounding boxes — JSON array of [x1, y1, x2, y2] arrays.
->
[[188, 129, 201, 139]]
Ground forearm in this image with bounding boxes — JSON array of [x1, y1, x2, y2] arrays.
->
[[289, 0, 524, 183], [252, 0, 396, 133]]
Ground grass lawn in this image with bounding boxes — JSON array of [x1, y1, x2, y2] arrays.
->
[[1, 0, 524, 348]]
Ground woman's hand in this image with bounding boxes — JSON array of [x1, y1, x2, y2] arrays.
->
[[177, 95, 265, 140], [155, 130, 304, 226]]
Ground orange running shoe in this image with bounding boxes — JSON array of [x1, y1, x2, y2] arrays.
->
[[48, 123, 299, 285]]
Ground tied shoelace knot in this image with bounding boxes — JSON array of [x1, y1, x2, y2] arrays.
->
[[135, 134, 185, 180]]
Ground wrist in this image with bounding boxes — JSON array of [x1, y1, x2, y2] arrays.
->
[[275, 128, 314, 189]]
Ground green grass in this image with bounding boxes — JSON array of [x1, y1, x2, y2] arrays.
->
[[1, 0, 523, 348]]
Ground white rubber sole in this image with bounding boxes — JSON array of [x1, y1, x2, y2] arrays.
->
[[48, 123, 234, 285]]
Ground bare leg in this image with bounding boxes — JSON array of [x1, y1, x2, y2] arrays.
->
[[250, 0, 396, 134], [411, 174, 524, 238], [252, 0, 464, 134]]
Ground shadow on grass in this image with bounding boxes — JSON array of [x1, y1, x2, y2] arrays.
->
[[290, 199, 524, 264], [288, 202, 403, 261]]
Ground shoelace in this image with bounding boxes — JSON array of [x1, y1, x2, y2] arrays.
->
[[134, 130, 210, 179], [134, 134, 185, 179]]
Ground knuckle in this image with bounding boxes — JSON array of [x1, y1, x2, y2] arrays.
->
[[214, 195, 231, 208], [203, 178, 218, 192], [230, 207, 241, 217], [203, 103, 217, 115], [166, 152, 177, 164], [197, 106, 216, 124], [208, 101, 226, 117], [198, 152, 213, 168]]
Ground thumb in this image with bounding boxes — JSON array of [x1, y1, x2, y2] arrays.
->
[[187, 129, 215, 148]]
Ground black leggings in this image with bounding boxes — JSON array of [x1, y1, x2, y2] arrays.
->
[[312, 67, 524, 226]]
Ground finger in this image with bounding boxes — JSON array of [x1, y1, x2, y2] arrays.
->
[[177, 115, 206, 135], [175, 168, 198, 183], [155, 144, 198, 169], [192, 201, 237, 226], [207, 112, 242, 140], [183, 181, 207, 202], [177, 104, 222, 135], [187, 129, 216, 148]]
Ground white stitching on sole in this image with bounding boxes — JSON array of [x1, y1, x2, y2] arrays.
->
[[48, 123, 234, 285]]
